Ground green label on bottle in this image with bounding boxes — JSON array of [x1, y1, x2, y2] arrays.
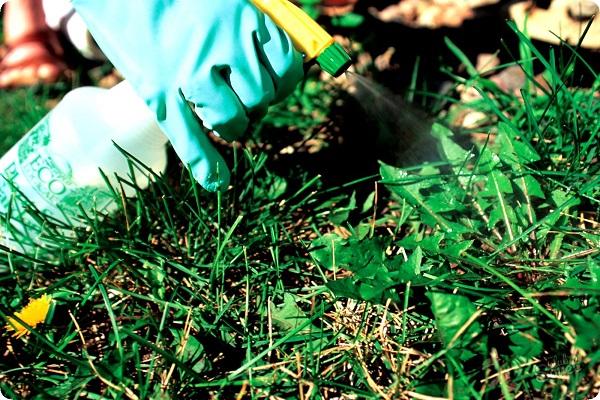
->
[[1, 115, 114, 220], [17, 118, 72, 204], [0, 161, 19, 208]]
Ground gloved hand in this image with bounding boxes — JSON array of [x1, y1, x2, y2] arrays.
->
[[71, 0, 304, 191]]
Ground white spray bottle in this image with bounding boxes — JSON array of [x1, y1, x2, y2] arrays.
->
[[0, 81, 168, 250]]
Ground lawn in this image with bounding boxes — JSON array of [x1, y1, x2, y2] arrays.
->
[[0, 3, 599, 399]]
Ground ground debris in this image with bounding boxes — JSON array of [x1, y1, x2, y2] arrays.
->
[[369, 0, 499, 28], [510, 0, 600, 49]]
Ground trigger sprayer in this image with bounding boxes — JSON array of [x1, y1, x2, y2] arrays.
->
[[251, 0, 352, 77]]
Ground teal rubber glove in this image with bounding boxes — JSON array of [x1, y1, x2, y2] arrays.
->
[[71, 0, 303, 191]]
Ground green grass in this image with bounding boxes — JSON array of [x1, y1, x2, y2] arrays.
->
[[0, 25, 599, 399], [0, 89, 50, 154]]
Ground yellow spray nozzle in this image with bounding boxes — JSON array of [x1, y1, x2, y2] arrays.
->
[[251, 0, 351, 77]]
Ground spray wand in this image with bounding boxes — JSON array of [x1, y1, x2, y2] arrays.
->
[[252, 0, 434, 166], [251, 0, 352, 77]]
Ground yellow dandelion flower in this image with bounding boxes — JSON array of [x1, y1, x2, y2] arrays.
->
[[6, 294, 52, 338]]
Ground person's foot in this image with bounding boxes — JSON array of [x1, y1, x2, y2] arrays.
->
[[0, 29, 67, 88]]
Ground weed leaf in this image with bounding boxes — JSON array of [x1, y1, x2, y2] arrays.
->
[[427, 291, 486, 361], [509, 328, 543, 359]]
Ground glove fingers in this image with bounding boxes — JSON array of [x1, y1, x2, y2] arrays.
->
[[162, 92, 230, 192], [255, 13, 304, 102], [228, 51, 275, 120], [226, 6, 302, 128], [185, 68, 250, 143]]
